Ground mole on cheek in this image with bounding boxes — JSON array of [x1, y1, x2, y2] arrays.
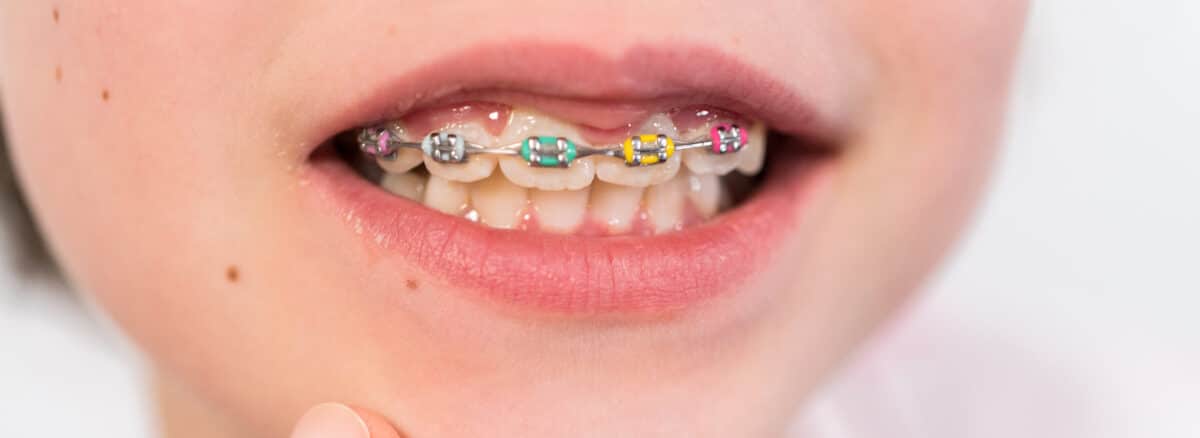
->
[[405, 279, 419, 290], [101, 89, 110, 101], [226, 266, 240, 283], [53, 7, 59, 23], [54, 66, 62, 83]]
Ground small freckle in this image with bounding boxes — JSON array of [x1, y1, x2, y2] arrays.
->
[[54, 65, 62, 83], [53, 7, 59, 23], [101, 89, 109, 101], [404, 279, 419, 290], [226, 266, 240, 283]]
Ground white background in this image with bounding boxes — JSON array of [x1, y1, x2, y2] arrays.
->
[[2, 2, 1198, 437]]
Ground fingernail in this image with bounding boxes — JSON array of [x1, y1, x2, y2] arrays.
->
[[292, 403, 370, 438]]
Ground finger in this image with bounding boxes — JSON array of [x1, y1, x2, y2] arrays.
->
[[346, 404, 406, 438], [291, 402, 405, 438]]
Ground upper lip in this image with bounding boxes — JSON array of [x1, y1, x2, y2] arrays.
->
[[299, 42, 842, 159]]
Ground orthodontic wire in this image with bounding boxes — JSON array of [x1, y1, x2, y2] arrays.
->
[[357, 122, 750, 169]]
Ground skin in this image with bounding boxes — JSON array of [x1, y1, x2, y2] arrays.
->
[[0, 1, 1026, 437]]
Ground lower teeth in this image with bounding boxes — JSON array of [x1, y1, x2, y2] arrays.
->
[[359, 161, 748, 236]]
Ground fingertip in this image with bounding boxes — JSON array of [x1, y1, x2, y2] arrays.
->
[[291, 403, 370, 438], [346, 404, 407, 438]]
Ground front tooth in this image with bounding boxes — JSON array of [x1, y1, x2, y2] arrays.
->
[[736, 122, 767, 175], [589, 181, 644, 234], [644, 172, 688, 234], [380, 172, 426, 201], [497, 110, 595, 190], [686, 171, 726, 218], [595, 114, 682, 187], [499, 156, 596, 190], [423, 175, 470, 215], [470, 172, 528, 229], [530, 188, 589, 233], [423, 122, 497, 183]]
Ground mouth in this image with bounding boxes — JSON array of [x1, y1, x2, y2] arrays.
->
[[302, 43, 840, 317]]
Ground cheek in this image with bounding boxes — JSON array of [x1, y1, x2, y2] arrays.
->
[[791, 0, 1028, 327], [0, 1, 288, 376]]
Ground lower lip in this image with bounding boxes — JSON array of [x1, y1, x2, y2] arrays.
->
[[305, 148, 831, 317]]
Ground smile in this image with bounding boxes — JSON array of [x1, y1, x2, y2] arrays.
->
[[302, 43, 840, 316]]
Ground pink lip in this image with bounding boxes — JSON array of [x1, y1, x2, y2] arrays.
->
[[300, 42, 838, 158], [302, 42, 838, 316]]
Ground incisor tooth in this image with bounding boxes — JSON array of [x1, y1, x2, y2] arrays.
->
[[589, 181, 644, 234], [595, 157, 680, 188], [470, 173, 528, 229], [530, 188, 589, 233], [594, 114, 682, 187], [644, 173, 688, 234], [497, 109, 596, 190], [380, 172, 426, 201], [423, 122, 497, 183], [423, 175, 470, 215], [499, 156, 596, 191], [736, 122, 767, 175]]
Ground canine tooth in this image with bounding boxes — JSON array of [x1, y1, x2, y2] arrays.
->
[[589, 181, 644, 234], [686, 171, 726, 218], [470, 173, 528, 229], [644, 173, 688, 234], [377, 148, 424, 174], [423, 175, 470, 215], [380, 172, 426, 201], [680, 120, 742, 175], [498, 157, 596, 191], [423, 121, 497, 183], [736, 122, 767, 175], [530, 188, 589, 233], [594, 114, 681, 187]]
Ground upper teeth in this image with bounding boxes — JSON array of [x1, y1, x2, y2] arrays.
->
[[360, 111, 758, 183]]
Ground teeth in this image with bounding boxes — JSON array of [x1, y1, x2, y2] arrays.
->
[[685, 171, 726, 219], [595, 114, 682, 187], [495, 109, 544, 145], [736, 122, 767, 175], [470, 172, 528, 229], [363, 107, 762, 235], [423, 175, 470, 215], [423, 122, 497, 183], [380, 171, 426, 201], [498, 110, 595, 190], [372, 122, 425, 173], [499, 156, 596, 190], [682, 148, 740, 176], [589, 181, 644, 234], [644, 172, 688, 234], [679, 121, 743, 176], [530, 188, 589, 233], [377, 149, 424, 174]]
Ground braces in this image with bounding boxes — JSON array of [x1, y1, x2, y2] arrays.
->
[[358, 123, 749, 168]]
